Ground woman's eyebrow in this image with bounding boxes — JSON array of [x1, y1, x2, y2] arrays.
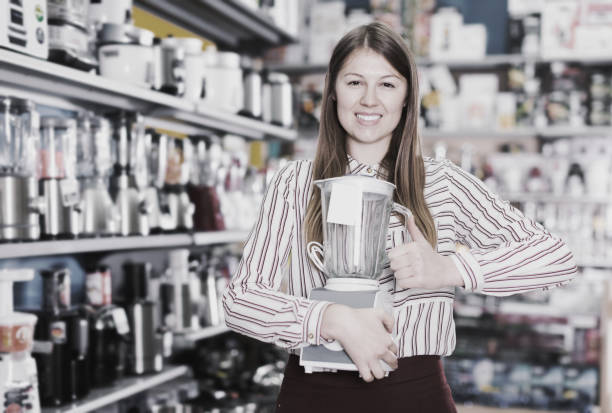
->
[[343, 72, 401, 80]]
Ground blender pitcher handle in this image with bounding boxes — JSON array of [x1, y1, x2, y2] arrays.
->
[[307, 241, 325, 273], [392, 203, 413, 242]]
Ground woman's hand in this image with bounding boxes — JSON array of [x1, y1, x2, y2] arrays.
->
[[320, 304, 398, 382], [388, 216, 464, 290]]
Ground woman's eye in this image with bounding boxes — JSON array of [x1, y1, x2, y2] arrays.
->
[[382, 82, 395, 88], [348, 80, 361, 86]]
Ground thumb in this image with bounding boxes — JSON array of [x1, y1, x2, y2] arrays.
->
[[406, 215, 427, 244]]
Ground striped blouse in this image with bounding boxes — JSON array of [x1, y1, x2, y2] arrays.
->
[[222, 156, 578, 358]]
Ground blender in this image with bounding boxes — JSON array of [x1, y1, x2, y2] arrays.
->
[[77, 113, 119, 236], [143, 130, 172, 233], [300, 175, 412, 373], [0, 96, 44, 241], [39, 117, 82, 239], [109, 111, 150, 236], [0, 268, 40, 413], [163, 137, 194, 232]]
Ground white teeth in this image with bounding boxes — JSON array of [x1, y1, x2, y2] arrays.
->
[[356, 114, 381, 121]]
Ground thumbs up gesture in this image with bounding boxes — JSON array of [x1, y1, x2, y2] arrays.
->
[[388, 216, 465, 290]]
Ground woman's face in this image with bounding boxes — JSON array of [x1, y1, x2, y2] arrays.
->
[[335, 48, 408, 158]]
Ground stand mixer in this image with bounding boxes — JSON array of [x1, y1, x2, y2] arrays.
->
[[77, 113, 119, 236], [0, 268, 40, 413], [0, 96, 44, 241], [300, 175, 411, 373]]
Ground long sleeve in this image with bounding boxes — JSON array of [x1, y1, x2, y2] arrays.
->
[[445, 160, 578, 297], [222, 162, 332, 349]]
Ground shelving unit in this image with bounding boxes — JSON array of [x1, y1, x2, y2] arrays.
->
[[0, 230, 249, 260], [135, 0, 296, 52], [0, 49, 297, 141], [502, 192, 612, 205], [421, 126, 612, 139], [41, 365, 189, 413], [173, 325, 232, 349]]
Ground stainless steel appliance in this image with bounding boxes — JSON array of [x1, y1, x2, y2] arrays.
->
[[240, 58, 262, 119], [77, 113, 118, 236], [263, 72, 293, 127], [47, 0, 96, 70], [143, 130, 172, 233], [0, 269, 40, 413], [163, 138, 194, 232], [109, 111, 150, 236], [300, 175, 411, 373], [160, 249, 197, 332], [39, 117, 81, 239], [157, 37, 186, 97], [122, 262, 163, 375], [0, 96, 44, 241], [0, 0, 49, 59]]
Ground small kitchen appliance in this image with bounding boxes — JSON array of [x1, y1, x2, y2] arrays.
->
[[163, 138, 194, 232], [0, 96, 44, 241], [0, 268, 41, 413], [143, 130, 172, 233], [39, 117, 81, 239], [0, 0, 49, 59], [300, 175, 411, 373]]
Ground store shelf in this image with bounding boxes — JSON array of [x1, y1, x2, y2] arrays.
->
[[173, 324, 231, 349], [498, 302, 598, 328], [502, 193, 612, 205], [0, 231, 248, 260], [422, 126, 612, 139], [0, 49, 297, 141], [135, 0, 296, 52], [193, 230, 249, 246], [41, 365, 189, 413]]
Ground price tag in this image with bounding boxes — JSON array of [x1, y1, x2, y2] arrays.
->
[[60, 179, 79, 207], [326, 182, 362, 226]]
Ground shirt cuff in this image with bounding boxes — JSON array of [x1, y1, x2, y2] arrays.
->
[[303, 300, 333, 346], [451, 247, 484, 292]]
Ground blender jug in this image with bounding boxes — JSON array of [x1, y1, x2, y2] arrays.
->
[[307, 175, 412, 285]]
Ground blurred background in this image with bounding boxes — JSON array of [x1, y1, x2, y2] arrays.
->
[[0, 0, 610, 412]]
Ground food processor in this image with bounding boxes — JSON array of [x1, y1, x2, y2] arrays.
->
[[0, 268, 41, 413], [109, 111, 150, 236], [300, 175, 412, 373], [77, 113, 119, 236], [0, 96, 44, 241], [39, 117, 82, 239]]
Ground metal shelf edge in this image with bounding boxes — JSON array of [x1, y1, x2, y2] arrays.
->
[[41, 365, 189, 413], [173, 325, 231, 348], [192, 231, 249, 246]]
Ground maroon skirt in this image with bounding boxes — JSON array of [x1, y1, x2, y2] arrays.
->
[[275, 355, 457, 413]]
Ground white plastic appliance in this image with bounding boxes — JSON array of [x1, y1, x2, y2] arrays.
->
[[0, 0, 48, 59]]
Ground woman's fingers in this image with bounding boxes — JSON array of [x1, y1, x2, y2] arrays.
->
[[369, 360, 386, 380], [382, 349, 398, 370]]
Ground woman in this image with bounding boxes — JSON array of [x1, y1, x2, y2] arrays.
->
[[223, 22, 577, 413]]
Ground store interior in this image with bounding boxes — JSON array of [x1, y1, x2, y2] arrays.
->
[[0, 0, 610, 412]]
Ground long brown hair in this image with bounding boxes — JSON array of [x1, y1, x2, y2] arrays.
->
[[305, 22, 437, 248]]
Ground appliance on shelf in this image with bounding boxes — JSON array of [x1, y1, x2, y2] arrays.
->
[[143, 130, 172, 233], [263, 72, 293, 128], [300, 176, 410, 373], [202, 49, 244, 113], [31, 267, 90, 406], [163, 137, 194, 232], [240, 57, 262, 119], [160, 249, 199, 333], [85, 265, 130, 388], [0, 96, 44, 241], [88, 0, 132, 31], [77, 113, 119, 236], [156, 37, 189, 97], [47, 0, 97, 71], [0, 0, 49, 59], [109, 111, 150, 236], [0, 268, 40, 413], [121, 262, 164, 375], [39, 116, 81, 239]]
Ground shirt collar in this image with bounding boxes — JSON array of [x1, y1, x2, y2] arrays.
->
[[346, 154, 389, 179]]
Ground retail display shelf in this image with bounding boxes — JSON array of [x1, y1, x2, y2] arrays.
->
[[502, 193, 612, 205], [0, 231, 248, 260], [457, 404, 577, 413], [576, 258, 612, 269], [41, 365, 189, 413], [135, 0, 296, 52], [498, 302, 598, 328], [0, 49, 297, 141], [173, 325, 232, 348], [269, 54, 612, 74], [422, 126, 612, 139], [193, 230, 250, 246]]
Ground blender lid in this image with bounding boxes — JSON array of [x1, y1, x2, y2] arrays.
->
[[313, 175, 395, 195]]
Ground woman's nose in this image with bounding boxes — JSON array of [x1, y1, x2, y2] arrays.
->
[[360, 85, 377, 106]]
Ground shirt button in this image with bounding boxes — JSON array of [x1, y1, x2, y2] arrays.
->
[[308, 333, 314, 340], [367, 167, 373, 174]]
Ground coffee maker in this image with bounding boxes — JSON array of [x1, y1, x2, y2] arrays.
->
[[32, 267, 90, 406], [163, 137, 194, 232], [39, 117, 82, 239], [85, 265, 130, 387], [143, 130, 172, 233], [0, 268, 40, 413], [77, 113, 119, 236], [300, 176, 411, 373], [109, 112, 150, 236], [121, 262, 164, 375], [0, 96, 44, 241]]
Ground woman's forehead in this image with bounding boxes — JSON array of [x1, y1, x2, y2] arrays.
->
[[339, 48, 404, 80]]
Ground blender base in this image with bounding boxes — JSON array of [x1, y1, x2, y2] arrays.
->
[[300, 286, 394, 374]]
